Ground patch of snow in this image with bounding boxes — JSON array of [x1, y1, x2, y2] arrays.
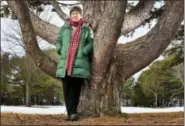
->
[[121, 107, 184, 114], [1, 105, 67, 115], [1, 106, 183, 115]]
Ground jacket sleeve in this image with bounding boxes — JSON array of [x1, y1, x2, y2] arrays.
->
[[83, 26, 94, 55], [56, 27, 63, 55]]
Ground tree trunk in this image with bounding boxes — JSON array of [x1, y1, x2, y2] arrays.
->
[[78, 1, 183, 116], [79, 82, 122, 117], [25, 53, 31, 107], [154, 93, 158, 107], [78, 61, 123, 117], [25, 81, 31, 106], [77, 1, 127, 117], [21, 84, 26, 105]]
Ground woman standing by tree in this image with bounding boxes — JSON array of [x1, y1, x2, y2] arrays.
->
[[55, 6, 93, 121]]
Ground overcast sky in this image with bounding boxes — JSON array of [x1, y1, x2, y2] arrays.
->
[[1, 1, 165, 80]]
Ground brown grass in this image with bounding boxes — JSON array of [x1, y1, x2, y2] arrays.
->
[[1, 112, 184, 125]]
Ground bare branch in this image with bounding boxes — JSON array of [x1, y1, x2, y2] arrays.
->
[[121, 0, 155, 34]]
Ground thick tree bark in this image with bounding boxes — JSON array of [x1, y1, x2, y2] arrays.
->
[[83, 1, 106, 31], [78, 58, 122, 117], [7, 0, 184, 117], [89, 1, 127, 88]]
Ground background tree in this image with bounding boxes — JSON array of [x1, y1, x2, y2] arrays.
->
[[2, 0, 184, 117], [121, 55, 183, 107], [163, 39, 184, 83], [137, 56, 183, 107], [1, 52, 12, 105], [131, 82, 154, 107], [120, 77, 134, 106], [1, 49, 63, 106]]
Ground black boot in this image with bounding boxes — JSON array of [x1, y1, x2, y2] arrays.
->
[[64, 115, 71, 121], [70, 114, 79, 121]]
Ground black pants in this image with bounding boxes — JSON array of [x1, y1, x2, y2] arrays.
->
[[61, 74, 84, 115]]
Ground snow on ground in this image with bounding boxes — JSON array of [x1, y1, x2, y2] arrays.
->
[[121, 107, 184, 114], [1, 106, 183, 115], [1, 105, 67, 115]]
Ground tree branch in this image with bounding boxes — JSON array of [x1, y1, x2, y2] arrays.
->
[[29, 11, 59, 44], [114, 1, 184, 82], [121, 0, 155, 34], [49, 0, 69, 21], [7, 0, 57, 78], [7, 0, 60, 45]]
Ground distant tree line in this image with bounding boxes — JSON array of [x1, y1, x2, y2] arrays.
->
[[1, 49, 64, 106]]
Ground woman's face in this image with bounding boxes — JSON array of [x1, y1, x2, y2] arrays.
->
[[70, 11, 82, 22]]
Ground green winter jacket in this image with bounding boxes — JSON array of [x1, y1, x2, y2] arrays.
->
[[56, 20, 93, 79]]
